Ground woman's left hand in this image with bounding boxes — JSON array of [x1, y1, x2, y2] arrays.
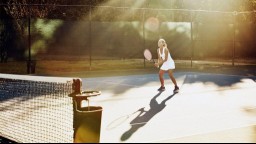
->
[[154, 63, 159, 68]]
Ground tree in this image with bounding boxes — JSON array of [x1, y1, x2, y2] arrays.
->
[[3, 0, 61, 39], [0, 0, 65, 60]]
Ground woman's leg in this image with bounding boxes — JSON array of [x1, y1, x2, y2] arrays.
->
[[167, 70, 178, 86], [159, 70, 165, 87]]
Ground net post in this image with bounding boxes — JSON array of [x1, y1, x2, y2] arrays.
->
[[70, 79, 83, 108], [72, 78, 82, 94]]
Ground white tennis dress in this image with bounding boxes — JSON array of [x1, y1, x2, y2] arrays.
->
[[158, 47, 175, 70]]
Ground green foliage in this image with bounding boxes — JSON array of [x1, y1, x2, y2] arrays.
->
[[0, 0, 256, 61], [1, 0, 256, 22]]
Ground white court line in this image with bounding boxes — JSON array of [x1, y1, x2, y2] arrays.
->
[[176, 86, 256, 96], [183, 71, 256, 78], [148, 123, 256, 143]]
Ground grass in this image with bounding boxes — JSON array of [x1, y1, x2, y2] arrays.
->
[[1, 58, 256, 77], [0, 59, 155, 76]]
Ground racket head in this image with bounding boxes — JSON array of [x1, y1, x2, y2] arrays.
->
[[143, 49, 152, 61]]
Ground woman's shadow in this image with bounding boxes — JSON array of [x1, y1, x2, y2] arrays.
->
[[120, 91, 177, 141]]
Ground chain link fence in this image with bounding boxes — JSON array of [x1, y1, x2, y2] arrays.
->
[[0, 2, 256, 74]]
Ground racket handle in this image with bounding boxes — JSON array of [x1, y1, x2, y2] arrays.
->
[[153, 59, 159, 68]]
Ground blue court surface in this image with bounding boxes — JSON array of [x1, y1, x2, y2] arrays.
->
[[82, 72, 256, 143]]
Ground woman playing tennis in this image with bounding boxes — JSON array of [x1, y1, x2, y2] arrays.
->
[[154, 38, 179, 93]]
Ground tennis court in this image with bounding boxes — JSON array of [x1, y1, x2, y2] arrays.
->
[[81, 70, 256, 143], [1, 66, 256, 143], [1, 1, 256, 143]]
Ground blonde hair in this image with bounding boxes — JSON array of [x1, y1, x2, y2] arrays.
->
[[158, 38, 166, 47]]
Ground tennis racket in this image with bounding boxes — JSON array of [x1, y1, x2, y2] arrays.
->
[[143, 49, 159, 68]]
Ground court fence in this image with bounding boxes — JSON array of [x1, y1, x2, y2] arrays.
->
[[0, 3, 256, 74]]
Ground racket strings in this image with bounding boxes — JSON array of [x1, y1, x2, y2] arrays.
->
[[144, 49, 153, 61]]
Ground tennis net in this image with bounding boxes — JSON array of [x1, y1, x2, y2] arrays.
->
[[0, 74, 82, 143]]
